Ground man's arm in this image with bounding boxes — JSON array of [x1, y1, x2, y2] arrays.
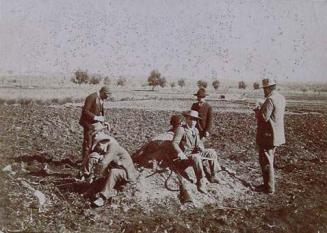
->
[[172, 126, 187, 159], [260, 98, 274, 122], [205, 105, 213, 134]]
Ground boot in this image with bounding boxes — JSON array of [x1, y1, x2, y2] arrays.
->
[[197, 178, 207, 193], [209, 174, 219, 183], [179, 184, 193, 204]]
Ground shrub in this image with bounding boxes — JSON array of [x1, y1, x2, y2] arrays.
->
[[197, 80, 208, 89], [253, 82, 260, 90], [18, 98, 33, 106], [71, 69, 89, 84], [117, 76, 127, 86], [212, 80, 220, 90], [103, 76, 111, 85], [89, 75, 102, 85], [147, 70, 162, 90], [0, 98, 5, 105], [170, 82, 176, 88], [6, 99, 16, 105], [159, 77, 167, 88], [178, 79, 185, 88], [238, 81, 246, 89], [51, 98, 59, 104]]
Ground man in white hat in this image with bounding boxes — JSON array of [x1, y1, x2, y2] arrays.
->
[[79, 86, 111, 161], [254, 78, 286, 194], [172, 110, 221, 193]]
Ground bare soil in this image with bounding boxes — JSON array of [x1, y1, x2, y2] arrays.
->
[[0, 98, 326, 233]]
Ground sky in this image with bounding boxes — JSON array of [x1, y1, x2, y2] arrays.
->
[[0, 0, 326, 82]]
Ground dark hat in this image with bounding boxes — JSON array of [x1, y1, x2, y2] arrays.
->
[[194, 88, 208, 98], [170, 115, 181, 127], [100, 86, 111, 95], [182, 110, 201, 119]]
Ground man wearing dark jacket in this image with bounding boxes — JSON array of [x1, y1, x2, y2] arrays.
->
[[79, 86, 111, 160], [191, 88, 213, 140]]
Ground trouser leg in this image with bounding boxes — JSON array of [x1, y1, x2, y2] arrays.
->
[[189, 154, 206, 180], [82, 127, 92, 160], [259, 147, 276, 192], [200, 149, 221, 176], [100, 168, 127, 199]]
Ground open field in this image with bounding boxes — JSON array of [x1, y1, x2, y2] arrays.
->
[[0, 86, 326, 233]]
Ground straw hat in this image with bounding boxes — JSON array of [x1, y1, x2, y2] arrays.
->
[[182, 110, 201, 119], [262, 78, 276, 88], [91, 132, 111, 151]]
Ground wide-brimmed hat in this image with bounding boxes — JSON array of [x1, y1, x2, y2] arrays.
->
[[100, 86, 111, 95], [91, 132, 111, 151], [182, 110, 201, 119], [262, 78, 276, 88], [194, 88, 208, 98]]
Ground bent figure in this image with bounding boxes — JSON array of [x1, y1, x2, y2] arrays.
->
[[83, 133, 138, 207]]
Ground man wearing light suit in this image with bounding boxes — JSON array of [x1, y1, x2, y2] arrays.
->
[[254, 78, 286, 194], [172, 110, 221, 193]]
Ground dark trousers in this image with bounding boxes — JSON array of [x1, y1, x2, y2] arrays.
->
[[258, 146, 276, 192], [82, 127, 93, 161]]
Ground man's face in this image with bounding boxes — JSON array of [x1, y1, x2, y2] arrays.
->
[[185, 116, 197, 128], [100, 91, 110, 100], [95, 141, 109, 153], [263, 87, 271, 97], [197, 96, 205, 103]]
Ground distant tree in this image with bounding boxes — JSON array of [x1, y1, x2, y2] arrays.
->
[[253, 82, 260, 90], [71, 69, 89, 84], [301, 88, 308, 95], [178, 79, 186, 88], [103, 76, 111, 85], [117, 76, 127, 87], [159, 76, 167, 88], [170, 82, 176, 88], [147, 70, 162, 90], [89, 75, 102, 85], [238, 81, 246, 89], [212, 80, 220, 90], [197, 80, 208, 89]]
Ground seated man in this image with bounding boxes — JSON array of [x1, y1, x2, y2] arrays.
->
[[84, 133, 138, 207], [172, 110, 221, 193]]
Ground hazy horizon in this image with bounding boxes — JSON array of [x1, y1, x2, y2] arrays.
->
[[1, 0, 326, 82]]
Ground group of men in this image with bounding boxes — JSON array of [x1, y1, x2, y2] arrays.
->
[[79, 78, 286, 207]]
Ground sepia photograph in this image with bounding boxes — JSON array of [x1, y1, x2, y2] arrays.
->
[[0, 0, 326, 232]]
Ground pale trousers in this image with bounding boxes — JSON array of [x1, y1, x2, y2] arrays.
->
[[187, 149, 221, 180], [100, 168, 127, 199], [259, 146, 276, 192]]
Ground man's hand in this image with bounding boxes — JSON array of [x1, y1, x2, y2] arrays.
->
[[94, 116, 105, 122], [177, 152, 187, 160], [104, 122, 111, 131]]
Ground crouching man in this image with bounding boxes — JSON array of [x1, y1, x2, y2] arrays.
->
[[172, 110, 221, 193], [84, 133, 138, 207]]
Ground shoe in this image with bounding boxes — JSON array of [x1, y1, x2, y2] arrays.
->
[[254, 184, 266, 193], [209, 174, 219, 184], [197, 178, 207, 193], [92, 194, 106, 207]]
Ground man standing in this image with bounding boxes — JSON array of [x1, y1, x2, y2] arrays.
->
[[172, 110, 221, 193], [254, 78, 286, 194], [79, 86, 111, 161], [191, 88, 213, 140]]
